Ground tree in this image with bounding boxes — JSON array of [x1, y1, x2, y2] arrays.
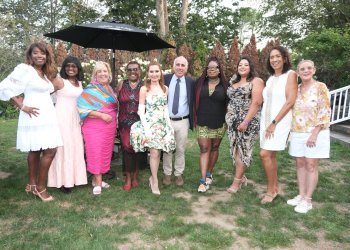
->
[[70, 44, 84, 62], [179, 0, 189, 28], [156, 0, 169, 37], [56, 42, 67, 66], [98, 49, 109, 62], [295, 27, 350, 89], [87, 48, 97, 61], [259, 0, 350, 46], [102, 0, 157, 31], [242, 34, 263, 79], [179, 43, 195, 75], [226, 37, 240, 80], [192, 39, 209, 78]]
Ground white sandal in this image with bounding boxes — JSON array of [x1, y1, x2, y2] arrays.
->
[[92, 181, 110, 189], [92, 186, 102, 195]]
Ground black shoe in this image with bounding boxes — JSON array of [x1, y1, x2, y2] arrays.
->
[[59, 186, 72, 194]]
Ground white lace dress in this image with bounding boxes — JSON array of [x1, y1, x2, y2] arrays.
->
[[0, 64, 63, 152]]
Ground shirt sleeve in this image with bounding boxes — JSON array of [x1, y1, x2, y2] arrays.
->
[[316, 82, 331, 128], [0, 64, 30, 101]]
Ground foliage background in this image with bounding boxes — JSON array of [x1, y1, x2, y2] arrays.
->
[[0, 0, 349, 117]]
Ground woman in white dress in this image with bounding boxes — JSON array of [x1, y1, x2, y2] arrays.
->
[[48, 56, 87, 193], [0, 41, 62, 202], [259, 46, 298, 204]]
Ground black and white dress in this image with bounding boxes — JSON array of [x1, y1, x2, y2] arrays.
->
[[225, 82, 260, 167]]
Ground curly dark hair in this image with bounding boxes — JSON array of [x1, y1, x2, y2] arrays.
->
[[60, 56, 84, 81], [25, 41, 57, 81], [266, 46, 292, 75], [233, 56, 257, 84]]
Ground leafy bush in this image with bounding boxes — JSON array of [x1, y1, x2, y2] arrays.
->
[[294, 27, 350, 89], [0, 100, 18, 119]]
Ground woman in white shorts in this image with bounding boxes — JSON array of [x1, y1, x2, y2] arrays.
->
[[287, 60, 331, 214]]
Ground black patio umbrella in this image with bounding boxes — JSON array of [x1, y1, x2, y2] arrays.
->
[[44, 20, 175, 86]]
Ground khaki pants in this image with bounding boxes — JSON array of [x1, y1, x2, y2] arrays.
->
[[163, 118, 189, 176]]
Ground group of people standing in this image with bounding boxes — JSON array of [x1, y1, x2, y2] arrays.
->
[[0, 41, 331, 214]]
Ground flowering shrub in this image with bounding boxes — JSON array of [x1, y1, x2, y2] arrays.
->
[[81, 60, 97, 87]]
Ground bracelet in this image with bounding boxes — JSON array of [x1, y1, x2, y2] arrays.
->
[[242, 120, 250, 126], [20, 104, 26, 111]]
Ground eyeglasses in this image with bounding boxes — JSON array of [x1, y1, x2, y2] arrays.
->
[[127, 68, 139, 72], [65, 64, 77, 69], [207, 66, 219, 70]]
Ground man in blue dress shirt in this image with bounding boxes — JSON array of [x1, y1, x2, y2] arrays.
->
[[163, 56, 195, 186]]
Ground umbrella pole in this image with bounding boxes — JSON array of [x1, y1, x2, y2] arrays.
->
[[111, 48, 116, 89]]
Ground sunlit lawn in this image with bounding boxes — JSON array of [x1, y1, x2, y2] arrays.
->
[[0, 119, 349, 249]]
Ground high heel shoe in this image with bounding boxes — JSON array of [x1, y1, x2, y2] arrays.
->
[[34, 188, 54, 202], [261, 192, 278, 204], [226, 176, 248, 193], [149, 177, 160, 195], [25, 184, 36, 195]]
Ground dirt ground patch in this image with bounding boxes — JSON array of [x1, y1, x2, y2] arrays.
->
[[0, 171, 11, 179]]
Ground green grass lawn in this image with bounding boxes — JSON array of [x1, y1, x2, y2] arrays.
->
[[0, 119, 349, 249]]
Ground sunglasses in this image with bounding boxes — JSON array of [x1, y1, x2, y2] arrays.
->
[[127, 68, 139, 72]]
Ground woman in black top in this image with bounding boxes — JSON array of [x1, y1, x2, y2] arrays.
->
[[194, 56, 228, 193]]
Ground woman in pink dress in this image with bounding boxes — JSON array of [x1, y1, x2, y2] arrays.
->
[[77, 61, 118, 195], [48, 56, 87, 193]]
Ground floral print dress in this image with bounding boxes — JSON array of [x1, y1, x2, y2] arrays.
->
[[225, 82, 260, 167], [130, 94, 176, 153]]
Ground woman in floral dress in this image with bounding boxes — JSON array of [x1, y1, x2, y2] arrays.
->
[[225, 57, 264, 193], [130, 61, 176, 195]]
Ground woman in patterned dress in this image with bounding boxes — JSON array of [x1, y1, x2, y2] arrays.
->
[[116, 61, 147, 192], [226, 57, 264, 193], [130, 61, 176, 195], [259, 46, 298, 204], [286, 60, 331, 214], [194, 56, 228, 193]]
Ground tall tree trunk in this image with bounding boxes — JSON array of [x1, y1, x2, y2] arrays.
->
[[156, 0, 169, 37], [163, 0, 169, 35], [179, 0, 189, 28]]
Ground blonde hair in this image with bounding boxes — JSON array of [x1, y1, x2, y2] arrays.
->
[[91, 61, 112, 82], [297, 59, 315, 71]]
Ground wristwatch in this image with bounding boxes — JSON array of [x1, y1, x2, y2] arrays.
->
[[272, 119, 277, 125]]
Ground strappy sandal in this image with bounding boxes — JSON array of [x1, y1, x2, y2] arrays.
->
[[34, 188, 54, 202], [25, 184, 36, 195], [261, 192, 278, 204], [227, 176, 248, 193]]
